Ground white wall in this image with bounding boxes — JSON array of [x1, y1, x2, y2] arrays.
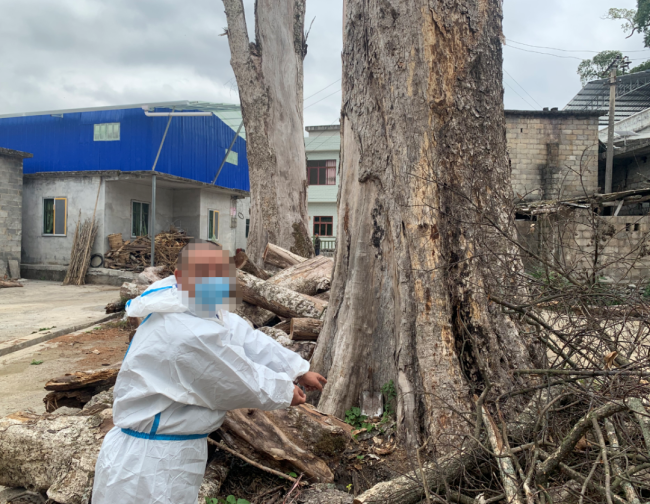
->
[[199, 189, 250, 255], [306, 149, 340, 203], [307, 202, 338, 239], [22, 175, 105, 265], [104, 179, 174, 246], [172, 189, 201, 238]]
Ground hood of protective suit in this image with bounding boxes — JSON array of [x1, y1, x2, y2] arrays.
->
[[125, 275, 189, 319]]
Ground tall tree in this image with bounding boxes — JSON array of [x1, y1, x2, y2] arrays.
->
[[577, 50, 625, 85], [221, 0, 314, 266], [311, 0, 541, 447]]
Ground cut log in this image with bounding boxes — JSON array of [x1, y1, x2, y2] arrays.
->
[[290, 318, 323, 341], [235, 250, 271, 280], [219, 403, 352, 483], [236, 301, 276, 327], [267, 255, 333, 295], [236, 270, 327, 319], [45, 368, 119, 392], [0, 280, 22, 288], [0, 403, 349, 501], [43, 368, 120, 412], [263, 243, 308, 270], [0, 408, 113, 503]]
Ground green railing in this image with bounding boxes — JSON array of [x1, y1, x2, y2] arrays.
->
[[313, 236, 336, 254]]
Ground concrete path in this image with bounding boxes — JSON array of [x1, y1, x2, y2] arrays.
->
[[0, 280, 119, 345], [0, 321, 129, 418]]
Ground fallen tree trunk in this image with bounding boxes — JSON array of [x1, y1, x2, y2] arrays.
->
[[220, 403, 352, 484], [236, 270, 327, 319], [45, 369, 120, 392], [43, 368, 120, 412], [235, 250, 271, 280], [267, 255, 333, 295], [290, 318, 322, 341], [0, 403, 348, 501], [0, 408, 113, 503], [263, 243, 308, 270]]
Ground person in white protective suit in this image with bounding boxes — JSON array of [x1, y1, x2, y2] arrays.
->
[[92, 240, 327, 504]]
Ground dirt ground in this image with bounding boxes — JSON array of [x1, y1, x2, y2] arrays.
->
[[0, 321, 130, 417]]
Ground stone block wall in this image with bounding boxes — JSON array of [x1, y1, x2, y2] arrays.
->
[[506, 111, 600, 202], [0, 148, 31, 277], [517, 211, 650, 283]]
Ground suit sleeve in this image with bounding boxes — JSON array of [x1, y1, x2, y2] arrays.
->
[[172, 320, 295, 412], [228, 313, 310, 381]]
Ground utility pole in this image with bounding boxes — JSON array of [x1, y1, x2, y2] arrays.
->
[[604, 56, 630, 194]]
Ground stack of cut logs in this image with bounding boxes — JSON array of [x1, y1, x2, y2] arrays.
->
[[0, 244, 347, 504], [234, 243, 333, 349], [103, 228, 192, 275]]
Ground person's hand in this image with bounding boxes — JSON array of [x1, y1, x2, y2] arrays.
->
[[291, 385, 306, 406], [297, 372, 328, 392]]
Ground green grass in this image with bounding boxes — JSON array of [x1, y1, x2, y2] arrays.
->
[[30, 360, 44, 365]]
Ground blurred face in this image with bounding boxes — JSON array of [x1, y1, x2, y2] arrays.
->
[[174, 244, 240, 316]]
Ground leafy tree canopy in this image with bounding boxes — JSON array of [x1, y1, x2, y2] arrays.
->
[[577, 50, 625, 85], [606, 1, 650, 46]]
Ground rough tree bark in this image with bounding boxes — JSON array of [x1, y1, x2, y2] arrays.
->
[[222, 0, 314, 266], [311, 0, 541, 447]]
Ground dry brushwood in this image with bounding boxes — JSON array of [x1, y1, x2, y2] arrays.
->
[[63, 214, 99, 286], [64, 181, 101, 286]]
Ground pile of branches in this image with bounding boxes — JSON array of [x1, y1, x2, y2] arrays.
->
[[350, 178, 650, 504], [103, 228, 191, 275]]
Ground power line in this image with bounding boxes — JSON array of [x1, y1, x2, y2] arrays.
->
[[504, 45, 584, 60], [503, 69, 543, 109], [304, 89, 341, 110], [304, 79, 341, 102], [505, 44, 650, 64], [503, 80, 537, 109], [508, 39, 650, 54]]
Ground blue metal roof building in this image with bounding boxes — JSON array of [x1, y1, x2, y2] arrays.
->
[[0, 101, 252, 268], [0, 101, 249, 191]]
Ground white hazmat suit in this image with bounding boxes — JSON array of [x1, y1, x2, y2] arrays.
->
[[92, 275, 310, 504]]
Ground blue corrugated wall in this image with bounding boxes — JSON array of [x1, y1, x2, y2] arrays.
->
[[0, 107, 249, 191]]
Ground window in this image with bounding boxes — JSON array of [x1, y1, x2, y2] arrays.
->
[[225, 149, 238, 165], [132, 201, 150, 237], [209, 210, 219, 240], [43, 197, 67, 236], [313, 216, 333, 236], [245, 218, 250, 238], [94, 123, 120, 141], [307, 160, 336, 185]]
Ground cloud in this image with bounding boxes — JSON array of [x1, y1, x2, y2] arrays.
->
[[1, 0, 645, 130]]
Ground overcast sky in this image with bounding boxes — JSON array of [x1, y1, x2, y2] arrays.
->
[[0, 0, 647, 130]]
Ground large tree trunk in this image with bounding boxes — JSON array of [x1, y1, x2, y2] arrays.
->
[[311, 0, 541, 447], [222, 0, 314, 266]]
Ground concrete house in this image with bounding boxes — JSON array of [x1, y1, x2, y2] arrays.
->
[[0, 147, 32, 279], [305, 124, 340, 254], [0, 101, 250, 277]]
